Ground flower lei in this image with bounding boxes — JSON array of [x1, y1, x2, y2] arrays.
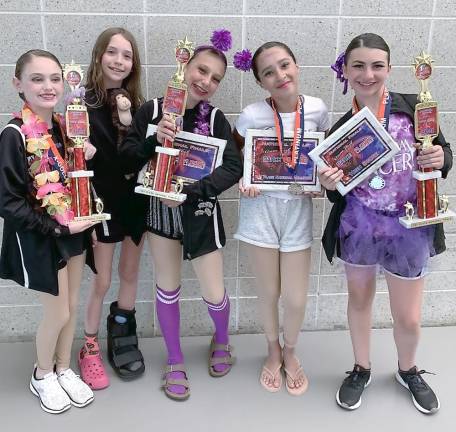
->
[[16, 105, 73, 225]]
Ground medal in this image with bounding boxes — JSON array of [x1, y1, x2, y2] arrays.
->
[[353, 88, 391, 190], [368, 174, 386, 190], [270, 95, 305, 193], [288, 183, 304, 195]]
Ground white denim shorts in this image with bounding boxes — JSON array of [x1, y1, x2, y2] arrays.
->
[[234, 194, 313, 252]]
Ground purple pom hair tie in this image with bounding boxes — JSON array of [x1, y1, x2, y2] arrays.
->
[[233, 49, 253, 72], [210, 29, 232, 52], [331, 51, 348, 95]]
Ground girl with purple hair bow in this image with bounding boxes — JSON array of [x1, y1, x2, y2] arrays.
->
[[119, 29, 242, 401], [321, 33, 452, 415]]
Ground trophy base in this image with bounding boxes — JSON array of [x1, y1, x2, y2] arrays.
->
[[68, 170, 94, 178], [399, 209, 455, 229], [72, 213, 111, 222], [134, 186, 187, 202], [412, 170, 441, 181]]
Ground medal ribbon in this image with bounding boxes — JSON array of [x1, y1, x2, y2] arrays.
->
[[45, 122, 69, 183], [270, 95, 305, 173], [352, 87, 391, 131]]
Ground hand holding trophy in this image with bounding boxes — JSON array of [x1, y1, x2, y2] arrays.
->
[[135, 37, 194, 201], [399, 52, 454, 228]]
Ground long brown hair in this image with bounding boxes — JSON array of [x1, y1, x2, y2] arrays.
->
[[85, 27, 144, 110]]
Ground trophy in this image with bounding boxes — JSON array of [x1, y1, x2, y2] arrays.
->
[[399, 52, 454, 228], [63, 61, 110, 221], [135, 37, 194, 201]]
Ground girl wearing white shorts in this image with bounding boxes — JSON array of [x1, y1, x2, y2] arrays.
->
[[233, 41, 329, 395]]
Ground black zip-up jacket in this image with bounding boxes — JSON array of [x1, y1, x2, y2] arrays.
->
[[322, 92, 453, 264], [0, 118, 95, 294], [119, 98, 243, 244]]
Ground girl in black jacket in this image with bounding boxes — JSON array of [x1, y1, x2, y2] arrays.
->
[[320, 33, 452, 415], [120, 40, 242, 401], [0, 50, 96, 414]]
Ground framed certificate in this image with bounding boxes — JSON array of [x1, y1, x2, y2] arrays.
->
[[309, 106, 400, 196], [243, 129, 324, 193], [137, 124, 226, 185]]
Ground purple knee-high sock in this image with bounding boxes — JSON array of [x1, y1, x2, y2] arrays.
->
[[156, 285, 186, 394], [204, 292, 231, 373]]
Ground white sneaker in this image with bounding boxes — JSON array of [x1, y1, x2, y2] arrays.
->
[[30, 369, 71, 414], [57, 368, 94, 407]]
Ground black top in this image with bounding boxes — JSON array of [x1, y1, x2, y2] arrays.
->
[[86, 89, 137, 219], [119, 98, 243, 243], [322, 92, 453, 264]]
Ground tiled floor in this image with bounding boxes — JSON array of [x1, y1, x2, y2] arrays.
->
[[1, 327, 455, 431]]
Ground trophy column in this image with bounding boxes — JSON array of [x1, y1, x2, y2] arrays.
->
[[63, 61, 110, 222], [399, 52, 454, 228], [135, 37, 194, 201]]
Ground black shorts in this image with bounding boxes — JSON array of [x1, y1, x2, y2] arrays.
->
[[95, 217, 128, 243], [147, 196, 226, 260]]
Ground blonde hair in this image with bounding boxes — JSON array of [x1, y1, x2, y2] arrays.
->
[[85, 27, 144, 110]]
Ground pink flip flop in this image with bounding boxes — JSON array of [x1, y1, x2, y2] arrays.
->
[[260, 363, 283, 393]]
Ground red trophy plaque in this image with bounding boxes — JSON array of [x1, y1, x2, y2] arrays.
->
[[135, 37, 194, 201], [399, 52, 454, 228], [63, 61, 110, 221]]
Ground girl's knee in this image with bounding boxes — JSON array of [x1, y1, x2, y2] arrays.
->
[[92, 272, 112, 296], [394, 315, 421, 333], [118, 263, 138, 286]]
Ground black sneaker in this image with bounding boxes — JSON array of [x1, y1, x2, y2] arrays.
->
[[395, 366, 440, 414], [336, 364, 371, 410]]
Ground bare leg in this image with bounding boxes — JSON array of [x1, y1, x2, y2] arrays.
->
[[280, 248, 311, 390], [385, 272, 423, 371], [117, 235, 145, 310], [148, 233, 182, 290], [246, 244, 282, 389], [345, 264, 376, 369], [85, 243, 116, 334], [191, 249, 225, 303]]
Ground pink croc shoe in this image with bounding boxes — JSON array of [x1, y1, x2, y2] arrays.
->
[[78, 336, 110, 390]]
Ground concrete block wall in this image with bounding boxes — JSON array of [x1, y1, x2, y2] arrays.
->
[[0, 0, 455, 341]]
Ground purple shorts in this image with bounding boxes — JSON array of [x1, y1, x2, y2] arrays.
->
[[338, 196, 435, 278]]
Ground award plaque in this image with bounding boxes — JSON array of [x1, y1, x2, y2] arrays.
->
[[63, 61, 110, 222], [399, 52, 455, 228], [309, 107, 400, 196], [137, 125, 226, 186], [243, 129, 323, 193], [135, 37, 194, 202]]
